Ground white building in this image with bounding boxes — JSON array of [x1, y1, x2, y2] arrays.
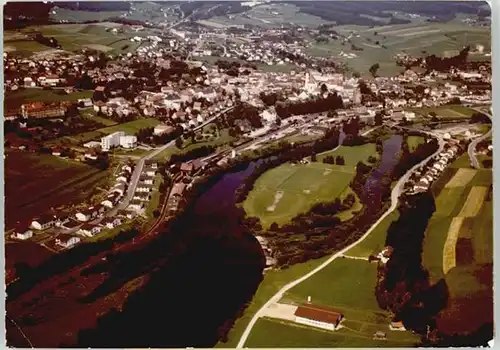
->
[[12, 229, 33, 240], [56, 234, 81, 249], [154, 124, 174, 135], [294, 304, 343, 331], [101, 131, 138, 151]]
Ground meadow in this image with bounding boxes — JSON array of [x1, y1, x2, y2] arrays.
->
[[316, 143, 378, 166], [5, 150, 110, 229], [243, 162, 355, 229], [244, 258, 419, 347], [98, 118, 160, 135]]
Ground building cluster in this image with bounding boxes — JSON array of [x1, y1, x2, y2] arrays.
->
[[410, 143, 460, 193], [130, 160, 159, 211], [10, 161, 146, 249]]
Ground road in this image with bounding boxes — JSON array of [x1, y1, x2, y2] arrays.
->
[[236, 133, 445, 349], [467, 108, 492, 169], [117, 106, 234, 212]]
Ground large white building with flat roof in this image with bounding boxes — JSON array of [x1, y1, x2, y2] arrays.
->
[[101, 131, 137, 151]]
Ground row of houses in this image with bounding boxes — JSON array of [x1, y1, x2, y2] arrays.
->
[[411, 144, 460, 193], [129, 160, 159, 211]]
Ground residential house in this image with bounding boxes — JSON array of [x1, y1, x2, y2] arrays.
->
[[75, 207, 98, 222], [129, 200, 145, 211], [144, 167, 157, 177], [145, 160, 158, 169], [170, 183, 186, 198], [294, 304, 344, 331], [102, 217, 122, 229], [78, 224, 102, 237], [154, 124, 175, 136], [116, 175, 129, 184], [55, 216, 71, 228], [12, 228, 33, 240], [122, 164, 133, 173], [31, 215, 57, 230], [133, 192, 151, 202], [389, 321, 406, 331], [136, 183, 154, 193], [139, 176, 154, 185], [56, 234, 81, 249], [112, 183, 127, 196]]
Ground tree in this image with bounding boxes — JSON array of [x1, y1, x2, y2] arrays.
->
[[153, 210, 160, 218], [320, 83, 328, 94], [175, 137, 183, 149], [375, 111, 384, 126], [311, 153, 317, 162], [369, 63, 380, 78]]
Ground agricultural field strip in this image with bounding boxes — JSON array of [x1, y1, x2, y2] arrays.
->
[[442, 217, 464, 274], [445, 168, 477, 188], [457, 186, 488, 217]]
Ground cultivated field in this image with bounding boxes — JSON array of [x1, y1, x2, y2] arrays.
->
[[98, 118, 160, 135], [243, 162, 355, 229], [422, 165, 493, 335], [5, 150, 110, 229]]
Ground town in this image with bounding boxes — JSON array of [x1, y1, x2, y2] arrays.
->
[[4, 1, 493, 349]]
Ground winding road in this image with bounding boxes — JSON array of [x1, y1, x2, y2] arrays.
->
[[467, 108, 492, 169], [236, 132, 445, 348]]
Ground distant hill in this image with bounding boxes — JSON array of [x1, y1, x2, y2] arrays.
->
[[56, 1, 131, 12]]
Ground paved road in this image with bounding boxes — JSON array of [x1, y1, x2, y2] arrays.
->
[[236, 133, 445, 349], [467, 108, 492, 169]]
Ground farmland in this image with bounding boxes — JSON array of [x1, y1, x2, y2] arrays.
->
[[4, 88, 93, 109], [422, 164, 493, 335], [5, 150, 111, 229], [98, 118, 160, 135], [243, 162, 355, 229]]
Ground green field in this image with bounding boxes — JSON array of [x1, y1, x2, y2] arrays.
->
[[407, 136, 425, 152], [244, 258, 419, 347], [246, 317, 417, 348], [243, 162, 355, 229], [98, 118, 160, 135], [153, 128, 236, 161], [422, 164, 493, 335], [219, 256, 330, 348], [412, 105, 476, 120], [4, 89, 93, 109], [346, 210, 399, 258], [316, 144, 378, 166]]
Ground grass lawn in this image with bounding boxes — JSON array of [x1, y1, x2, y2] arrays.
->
[[407, 136, 425, 152], [243, 162, 355, 229], [98, 118, 160, 135], [449, 153, 472, 168], [80, 108, 117, 126], [413, 105, 476, 120], [335, 187, 363, 222], [316, 144, 378, 166], [65, 130, 106, 144], [218, 256, 330, 348], [346, 210, 399, 258], [145, 175, 163, 218], [246, 317, 418, 348], [4, 88, 94, 109]]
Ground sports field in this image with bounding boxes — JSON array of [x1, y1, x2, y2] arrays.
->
[[98, 118, 160, 135], [422, 165, 493, 335], [316, 144, 378, 166], [243, 162, 355, 229]]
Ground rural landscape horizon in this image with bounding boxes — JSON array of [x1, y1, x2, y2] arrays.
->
[[3, 0, 494, 348]]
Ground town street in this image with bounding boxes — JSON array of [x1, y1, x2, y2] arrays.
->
[[236, 133, 445, 349], [468, 108, 492, 169]]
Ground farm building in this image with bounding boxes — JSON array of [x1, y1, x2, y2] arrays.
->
[[31, 215, 57, 230], [293, 304, 344, 331], [12, 228, 33, 240]]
